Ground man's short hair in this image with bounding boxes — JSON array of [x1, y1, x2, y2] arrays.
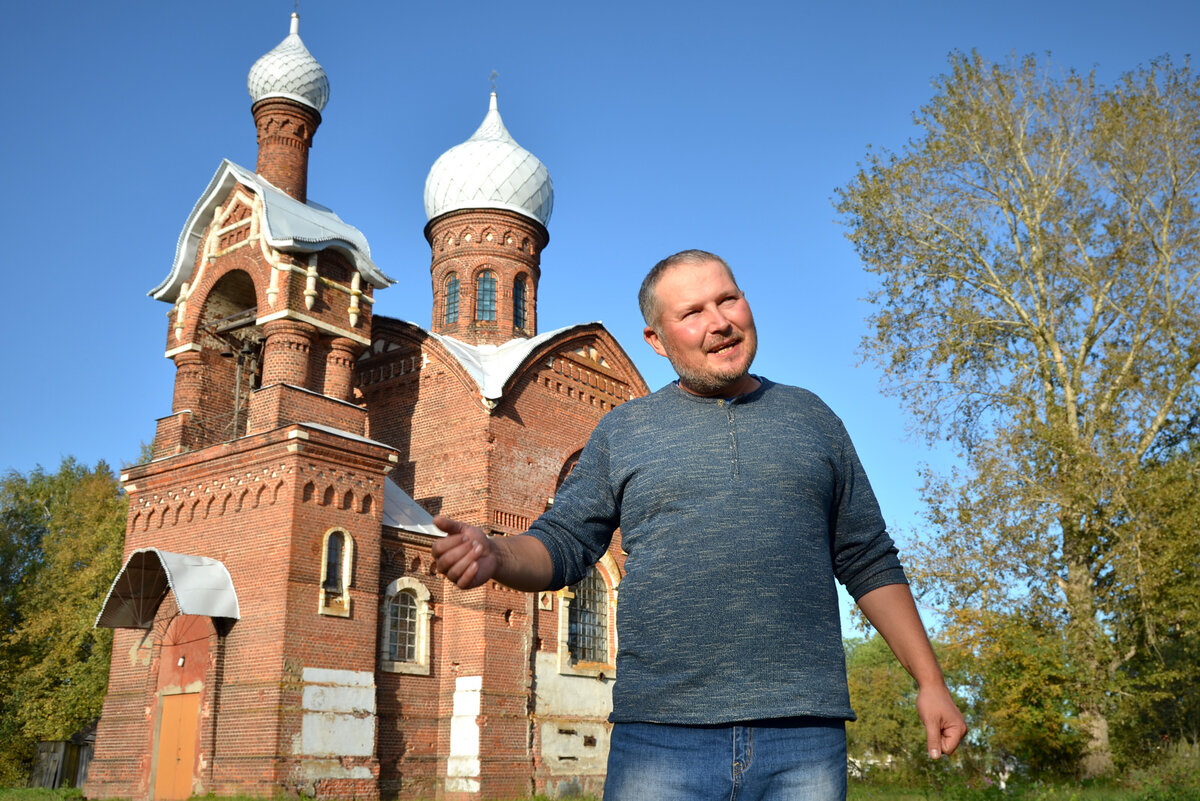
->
[[639, 249, 739, 328]]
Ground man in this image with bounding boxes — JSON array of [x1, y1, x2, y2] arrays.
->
[[433, 249, 966, 800]]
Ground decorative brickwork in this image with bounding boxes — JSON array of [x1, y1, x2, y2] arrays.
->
[[261, 319, 316, 388], [88, 17, 649, 801], [426, 209, 547, 345], [252, 97, 321, 203], [324, 337, 361, 401]]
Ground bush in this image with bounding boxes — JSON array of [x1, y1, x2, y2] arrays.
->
[[0, 790, 83, 801], [1124, 740, 1200, 801]]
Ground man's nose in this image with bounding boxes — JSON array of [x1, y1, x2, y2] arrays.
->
[[703, 306, 733, 332]]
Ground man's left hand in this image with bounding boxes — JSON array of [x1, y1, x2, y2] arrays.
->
[[917, 684, 967, 759]]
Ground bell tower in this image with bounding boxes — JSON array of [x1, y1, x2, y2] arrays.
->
[[146, 13, 391, 457], [423, 92, 553, 346], [87, 15, 395, 801]]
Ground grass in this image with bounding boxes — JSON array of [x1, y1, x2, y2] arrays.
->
[[0, 792, 600, 801], [2, 781, 1196, 801]]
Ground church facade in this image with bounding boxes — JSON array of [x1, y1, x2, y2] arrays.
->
[[84, 15, 647, 801]]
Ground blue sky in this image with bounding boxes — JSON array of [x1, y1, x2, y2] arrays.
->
[[2, 1, 1195, 620]]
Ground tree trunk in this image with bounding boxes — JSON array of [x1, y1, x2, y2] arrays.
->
[[1079, 708, 1114, 778], [1062, 516, 1115, 777]]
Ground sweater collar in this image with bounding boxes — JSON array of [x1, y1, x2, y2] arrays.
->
[[669, 375, 771, 405]]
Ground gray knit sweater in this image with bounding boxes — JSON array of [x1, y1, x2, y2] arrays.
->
[[527, 377, 907, 724]]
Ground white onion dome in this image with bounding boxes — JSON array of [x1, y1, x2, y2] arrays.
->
[[247, 13, 329, 113], [424, 92, 554, 227]]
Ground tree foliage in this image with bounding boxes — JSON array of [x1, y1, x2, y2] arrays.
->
[[0, 459, 127, 783], [845, 634, 927, 773], [836, 51, 1200, 776], [1107, 451, 1200, 765]]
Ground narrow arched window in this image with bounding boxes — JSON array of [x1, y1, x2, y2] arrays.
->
[[380, 578, 432, 674], [385, 590, 419, 662], [513, 276, 527, 330], [567, 567, 609, 665], [319, 529, 354, 617], [323, 533, 344, 594], [475, 270, 496, 321], [444, 273, 459, 325]]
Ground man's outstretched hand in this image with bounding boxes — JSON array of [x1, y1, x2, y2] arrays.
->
[[431, 515, 555, 592], [431, 515, 498, 590]]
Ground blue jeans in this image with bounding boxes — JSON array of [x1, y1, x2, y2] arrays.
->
[[603, 717, 847, 801]]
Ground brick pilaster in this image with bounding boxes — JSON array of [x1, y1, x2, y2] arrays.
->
[[323, 337, 360, 402], [261, 320, 316, 389]]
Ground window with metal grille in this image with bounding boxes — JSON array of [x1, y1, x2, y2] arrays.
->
[[444, 273, 459, 324], [568, 567, 608, 664], [513, 276, 527, 330], [476, 271, 496, 321], [385, 589, 418, 662], [323, 532, 344, 595]]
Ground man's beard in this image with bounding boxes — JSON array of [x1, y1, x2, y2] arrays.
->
[[671, 335, 758, 396]]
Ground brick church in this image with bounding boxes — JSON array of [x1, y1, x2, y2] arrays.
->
[[84, 14, 648, 801]]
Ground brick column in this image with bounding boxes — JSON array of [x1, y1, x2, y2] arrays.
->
[[261, 320, 316, 389], [252, 98, 320, 203], [323, 337, 361, 402], [154, 350, 206, 456], [171, 350, 204, 413]]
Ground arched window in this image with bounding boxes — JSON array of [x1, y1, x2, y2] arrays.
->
[[319, 529, 354, 616], [513, 276, 528, 330], [555, 551, 619, 677], [475, 270, 496, 321], [381, 577, 432, 674], [387, 591, 418, 661], [323, 534, 343, 592], [567, 567, 609, 665], [444, 273, 459, 325]]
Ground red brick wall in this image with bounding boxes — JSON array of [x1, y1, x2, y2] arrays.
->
[[251, 97, 320, 203], [87, 426, 395, 801], [426, 209, 547, 346]]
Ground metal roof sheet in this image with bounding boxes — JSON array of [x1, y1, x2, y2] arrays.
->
[[429, 323, 600, 400], [151, 159, 393, 302], [95, 548, 240, 629], [424, 92, 554, 227], [383, 477, 443, 537]]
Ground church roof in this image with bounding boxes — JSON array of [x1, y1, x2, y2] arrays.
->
[[430, 323, 599, 401], [247, 12, 329, 112], [383, 477, 443, 537], [151, 159, 393, 302], [424, 92, 554, 227]]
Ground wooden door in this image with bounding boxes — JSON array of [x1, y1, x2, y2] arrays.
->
[[154, 692, 199, 800]]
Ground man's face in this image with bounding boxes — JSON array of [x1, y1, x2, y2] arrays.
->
[[643, 259, 758, 397]]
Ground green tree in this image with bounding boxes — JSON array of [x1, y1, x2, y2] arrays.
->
[[1107, 450, 1200, 765], [965, 611, 1085, 775], [845, 634, 927, 774], [0, 459, 127, 783], [836, 52, 1200, 776], [0, 469, 50, 785]]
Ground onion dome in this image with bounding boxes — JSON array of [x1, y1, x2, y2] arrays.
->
[[247, 13, 329, 112], [424, 92, 554, 227]]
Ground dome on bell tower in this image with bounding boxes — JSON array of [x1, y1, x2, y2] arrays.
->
[[424, 93, 554, 228], [247, 12, 330, 112]]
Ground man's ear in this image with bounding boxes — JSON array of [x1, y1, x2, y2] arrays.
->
[[644, 326, 668, 358]]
